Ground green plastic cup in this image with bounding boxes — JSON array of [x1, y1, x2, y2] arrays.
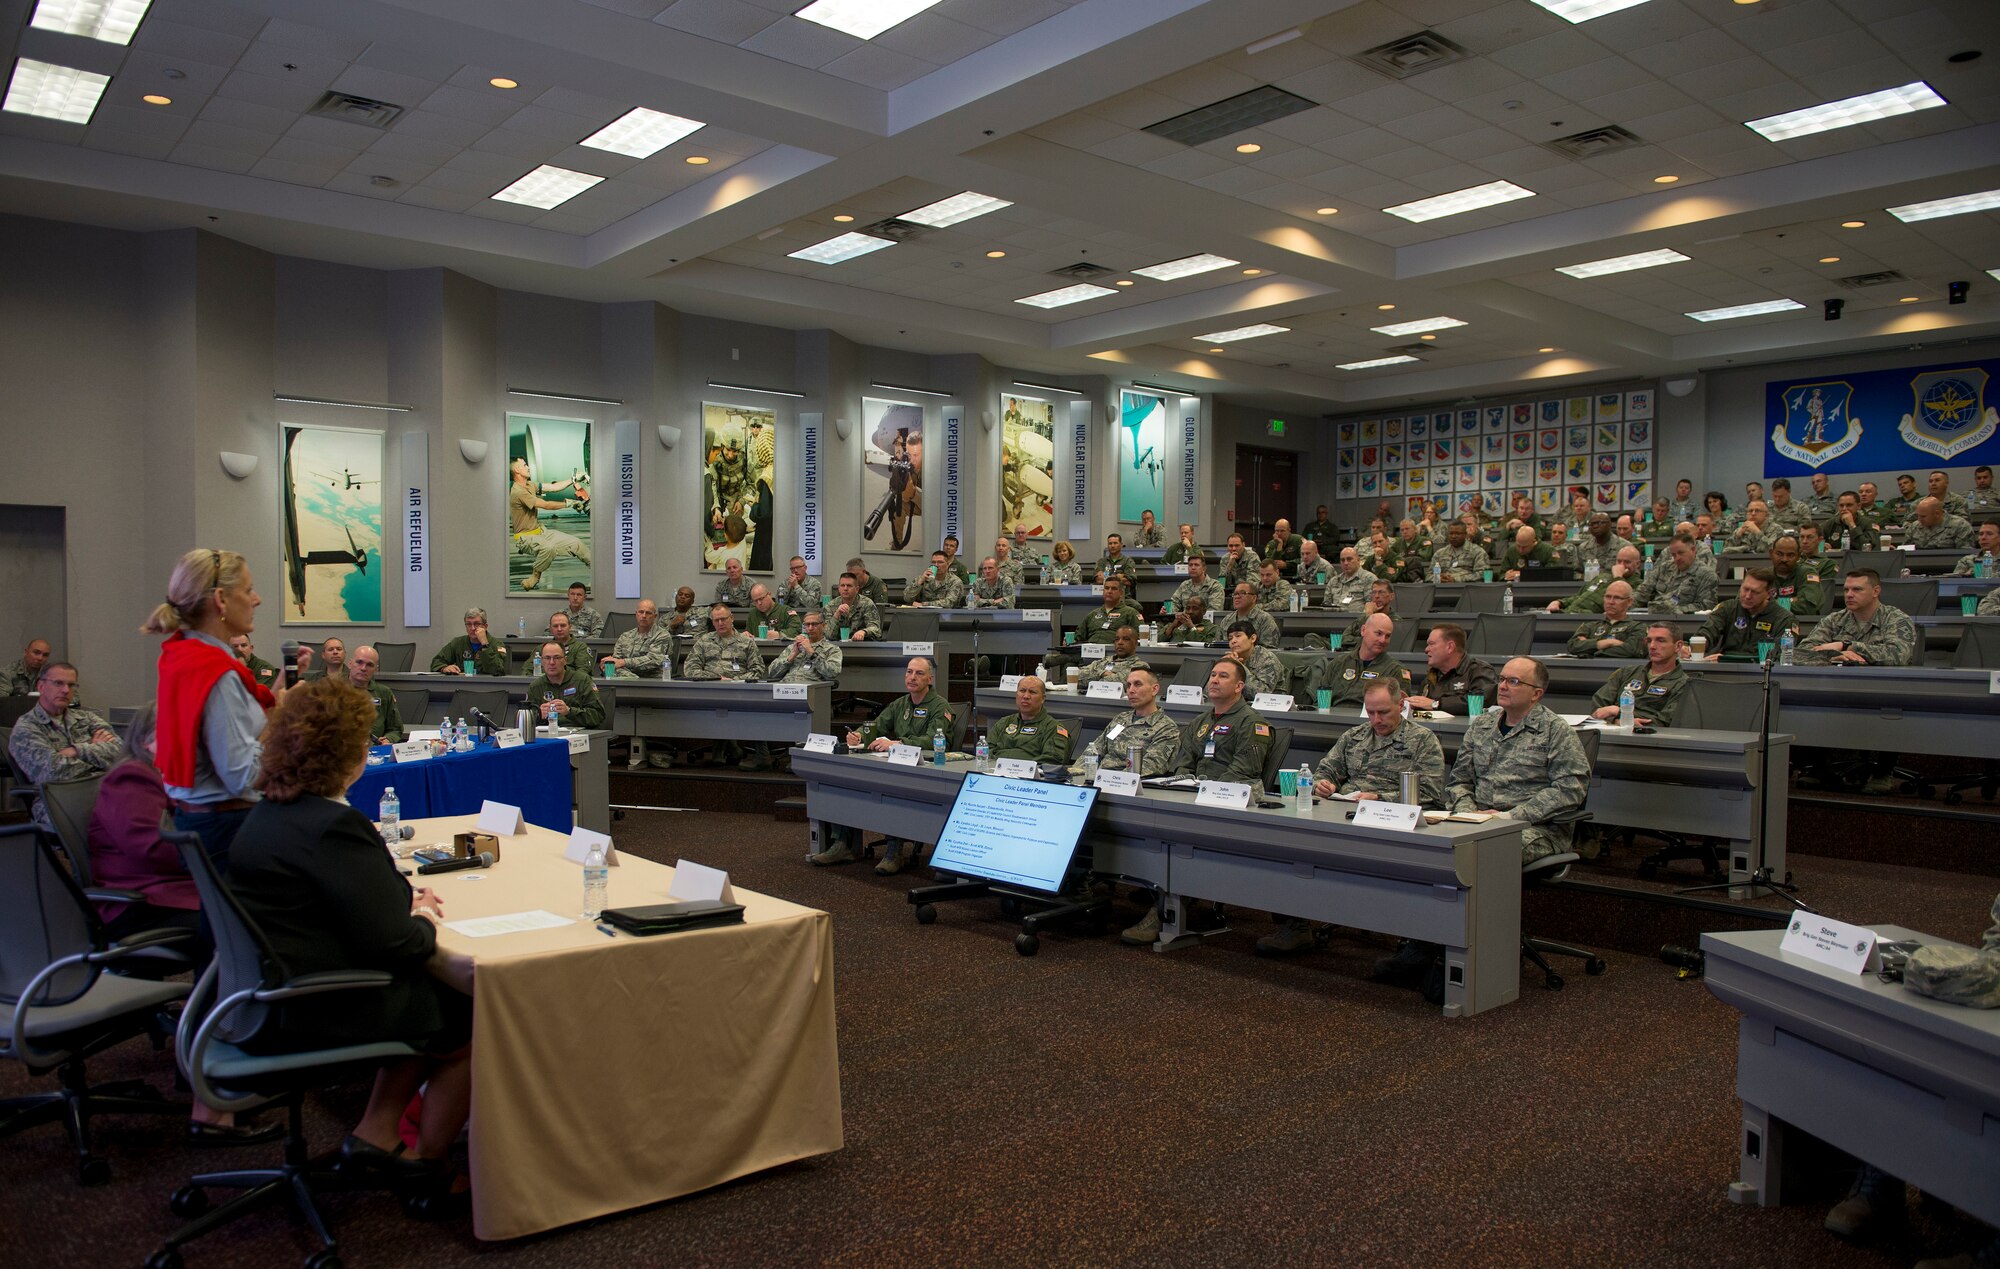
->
[[1466, 693, 1486, 716], [1315, 688, 1332, 712], [1757, 641, 1774, 664], [1963, 595, 1979, 616], [839, 626, 852, 640], [1329, 634, 1343, 651], [1482, 569, 1494, 583], [1277, 768, 1298, 796]]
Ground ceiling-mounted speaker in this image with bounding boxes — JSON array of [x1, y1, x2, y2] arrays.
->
[[657, 424, 681, 450]]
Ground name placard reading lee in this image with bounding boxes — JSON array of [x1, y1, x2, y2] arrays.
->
[[567, 733, 590, 756], [1780, 913, 1877, 975], [1020, 609, 1051, 622], [1352, 801, 1423, 832]]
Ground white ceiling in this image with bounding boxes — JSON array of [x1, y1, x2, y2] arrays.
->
[[2, 0, 1997, 414]]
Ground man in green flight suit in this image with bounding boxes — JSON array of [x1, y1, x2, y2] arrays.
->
[[814, 656, 956, 874], [527, 641, 605, 729], [1077, 577, 1145, 645], [346, 646, 404, 744], [230, 634, 282, 689], [1498, 526, 1555, 580], [547, 613, 594, 678], [431, 608, 510, 676], [1168, 658, 1273, 784], [1320, 613, 1412, 708], [1696, 568, 1798, 661], [1566, 581, 1647, 658], [1589, 623, 1690, 725], [988, 677, 1074, 763], [1767, 536, 1826, 618]]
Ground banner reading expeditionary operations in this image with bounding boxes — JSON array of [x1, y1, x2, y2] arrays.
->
[[1765, 358, 2000, 476]]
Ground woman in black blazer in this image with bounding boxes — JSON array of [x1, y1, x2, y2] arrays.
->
[[227, 678, 474, 1200]]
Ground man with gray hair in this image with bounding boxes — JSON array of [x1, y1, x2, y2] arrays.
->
[[432, 608, 508, 675], [345, 646, 404, 745], [8, 660, 118, 832]]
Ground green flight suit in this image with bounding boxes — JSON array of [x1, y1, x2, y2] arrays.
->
[[1697, 600, 1798, 660], [431, 635, 510, 676], [358, 681, 405, 743], [746, 605, 803, 639], [1591, 662, 1690, 725], [1078, 601, 1146, 644], [527, 669, 605, 729], [1319, 651, 1412, 708], [857, 689, 956, 748], [990, 711, 1074, 763], [1170, 698, 1273, 784], [1768, 566, 1826, 619]]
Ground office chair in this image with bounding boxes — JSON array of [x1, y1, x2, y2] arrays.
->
[[0, 824, 191, 1185], [1393, 583, 1436, 615], [1627, 679, 1772, 880], [1468, 613, 1536, 657], [370, 642, 415, 673], [1170, 658, 1212, 688], [602, 610, 638, 640], [148, 832, 426, 1269], [1875, 578, 1938, 616], [1458, 585, 1506, 614], [392, 688, 429, 730], [1521, 728, 1608, 991], [1260, 727, 1295, 791], [444, 688, 509, 727], [1840, 549, 1902, 579], [1383, 619, 1419, 654], [39, 776, 196, 979], [1275, 652, 1324, 708], [1937, 624, 2000, 804]]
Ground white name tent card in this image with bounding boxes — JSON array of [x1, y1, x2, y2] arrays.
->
[[1165, 684, 1204, 705], [1020, 609, 1052, 621], [391, 740, 431, 764], [1780, 913, 1877, 975], [886, 743, 923, 767], [1086, 680, 1124, 699], [668, 859, 736, 904], [1195, 780, 1252, 810], [1352, 801, 1423, 832], [1252, 692, 1296, 712], [1095, 769, 1140, 797], [568, 733, 590, 755], [802, 733, 837, 753], [1171, 563, 1189, 575], [998, 674, 1023, 691], [773, 683, 808, 700], [562, 827, 619, 866], [494, 729, 524, 749], [993, 757, 1039, 778], [1080, 643, 1106, 661], [475, 800, 524, 836], [901, 641, 935, 656]]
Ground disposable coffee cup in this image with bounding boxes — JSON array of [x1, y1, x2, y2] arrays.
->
[[1066, 666, 1080, 686], [1689, 635, 1707, 657]]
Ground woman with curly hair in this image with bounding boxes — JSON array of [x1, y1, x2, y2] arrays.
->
[[1044, 540, 1082, 584], [225, 678, 475, 1206]]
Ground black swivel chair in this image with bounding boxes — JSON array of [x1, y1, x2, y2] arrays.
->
[[1393, 583, 1436, 615], [392, 688, 429, 730], [1469, 613, 1537, 658], [0, 824, 191, 1185], [602, 610, 638, 640], [148, 832, 425, 1268], [371, 642, 415, 673], [1876, 578, 1938, 616], [1260, 727, 1295, 791], [444, 688, 509, 728], [39, 776, 197, 979], [1521, 728, 1608, 991], [1170, 657, 1211, 688], [1937, 624, 2000, 804]]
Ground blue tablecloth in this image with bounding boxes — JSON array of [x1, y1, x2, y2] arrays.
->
[[348, 737, 573, 831]]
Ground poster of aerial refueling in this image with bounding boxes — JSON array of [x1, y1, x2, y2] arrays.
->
[[280, 422, 383, 625], [1118, 388, 1166, 524]]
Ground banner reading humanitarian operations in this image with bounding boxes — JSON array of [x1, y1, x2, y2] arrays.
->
[[1765, 358, 2000, 476]]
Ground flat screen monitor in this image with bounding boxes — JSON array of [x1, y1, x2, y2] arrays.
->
[[929, 772, 1099, 895]]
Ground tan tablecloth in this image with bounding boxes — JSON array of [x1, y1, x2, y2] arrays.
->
[[406, 815, 842, 1240]]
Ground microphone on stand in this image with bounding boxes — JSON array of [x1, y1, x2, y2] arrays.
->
[[417, 851, 495, 876], [279, 640, 301, 688]]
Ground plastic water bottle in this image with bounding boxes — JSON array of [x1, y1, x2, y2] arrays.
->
[[1982, 550, 1995, 579], [1294, 763, 1312, 816], [1779, 629, 1796, 665], [1618, 682, 1635, 729], [1502, 585, 1515, 615], [1080, 751, 1099, 783], [379, 787, 400, 841], [975, 733, 990, 771], [1841, 528, 1853, 551], [1584, 557, 1600, 581], [933, 732, 946, 767], [1289, 587, 1301, 613], [517, 616, 526, 638], [581, 841, 608, 921], [1431, 558, 1441, 584]]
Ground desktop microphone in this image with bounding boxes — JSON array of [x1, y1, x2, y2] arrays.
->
[[388, 823, 415, 841], [469, 707, 507, 732], [417, 851, 494, 875]]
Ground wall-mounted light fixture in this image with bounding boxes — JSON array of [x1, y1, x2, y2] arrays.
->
[[458, 439, 490, 464], [834, 417, 853, 441], [868, 381, 951, 398], [657, 425, 682, 450], [706, 380, 805, 399], [219, 451, 258, 479], [1664, 377, 1698, 398], [273, 394, 413, 411], [1010, 380, 1082, 396], [506, 386, 625, 405]]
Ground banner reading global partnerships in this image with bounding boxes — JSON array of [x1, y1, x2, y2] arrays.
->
[[1764, 358, 2000, 477]]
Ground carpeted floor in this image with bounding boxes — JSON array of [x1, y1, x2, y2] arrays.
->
[[3, 807, 1992, 1268]]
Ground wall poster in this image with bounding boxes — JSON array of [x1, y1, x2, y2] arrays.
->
[[700, 403, 776, 572], [281, 421, 384, 625], [1764, 358, 2000, 475], [998, 393, 1056, 539], [505, 412, 592, 596], [1118, 389, 1167, 523], [860, 397, 924, 553]]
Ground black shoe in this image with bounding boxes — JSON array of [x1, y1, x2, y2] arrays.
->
[[338, 1135, 439, 1183], [1421, 956, 1447, 1005], [1372, 939, 1437, 984], [185, 1119, 284, 1148]]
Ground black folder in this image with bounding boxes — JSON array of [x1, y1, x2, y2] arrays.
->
[[599, 900, 745, 936]]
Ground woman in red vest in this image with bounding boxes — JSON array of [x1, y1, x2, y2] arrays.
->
[[142, 548, 278, 867]]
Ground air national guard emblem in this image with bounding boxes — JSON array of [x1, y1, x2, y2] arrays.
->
[[1771, 380, 1860, 466], [1900, 367, 1996, 460]]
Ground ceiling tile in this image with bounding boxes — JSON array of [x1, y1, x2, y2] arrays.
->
[[255, 17, 371, 61], [249, 155, 344, 186], [940, 0, 1074, 38], [195, 96, 296, 134], [329, 65, 440, 112], [390, 109, 489, 147], [738, 17, 856, 69], [654, 0, 784, 44], [1489, 28, 1611, 80], [84, 132, 180, 161], [420, 83, 527, 125], [133, 19, 252, 66], [820, 42, 934, 90], [286, 114, 383, 152], [214, 68, 328, 113], [169, 142, 260, 174]]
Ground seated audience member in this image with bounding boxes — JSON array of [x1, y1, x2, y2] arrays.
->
[[227, 678, 475, 1200], [231, 634, 282, 687], [1320, 613, 1411, 709], [1078, 578, 1146, 645], [825, 571, 885, 639], [1167, 553, 1225, 615], [1080, 667, 1180, 777], [938, 536, 969, 582], [1728, 500, 1778, 552], [8, 660, 119, 833], [1225, 620, 1286, 700], [1908, 496, 1976, 551], [1168, 659, 1272, 784], [1225, 581, 1281, 648], [1795, 569, 1917, 795], [1094, 533, 1138, 585], [1358, 529, 1402, 578], [1546, 521, 1575, 566], [1218, 533, 1258, 591], [527, 641, 605, 730], [545, 612, 592, 677], [1826, 490, 1881, 546], [546, 582, 603, 638], [1802, 471, 1839, 521], [1131, 509, 1165, 549], [1668, 480, 1700, 524], [2, 637, 52, 695], [665, 586, 709, 636], [1430, 522, 1489, 582], [1160, 595, 1218, 644], [1546, 545, 1641, 613], [1703, 491, 1735, 531], [683, 605, 764, 682], [991, 538, 1024, 590], [1338, 580, 1398, 648], [1951, 520, 2000, 575], [741, 611, 843, 772], [1077, 624, 1151, 687], [604, 599, 674, 769], [712, 558, 753, 608], [1303, 505, 1338, 547], [1767, 536, 1827, 616], [1573, 512, 1634, 575], [1263, 518, 1302, 576], [1254, 559, 1296, 611], [1044, 540, 1083, 584], [816, 658, 954, 873], [1633, 535, 1718, 612], [1984, 588, 2000, 616], [1409, 624, 1497, 716], [1590, 623, 1689, 724], [431, 608, 508, 676], [1258, 677, 1447, 957], [745, 584, 802, 637], [989, 677, 1073, 764], [1443, 656, 1591, 865], [1927, 468, 1969, 519], [1296, 538, 1333, 588], [777, 556, 824, 613], [1566, 581, 1647, 658], [1696, 568, 1799, 661], [300, 637, 348, 683], [1162, 523, 1209, 566], [904, 551, 967, 607], [1498, 527, 1554, 580], [845, 557, 891, 608], [1796, 522, 1829, 560], [966, 557, 1014, 608], [1966, 464, 1999, 515], [1768, 478, 1812, 532], [345, 646, 404, 744]]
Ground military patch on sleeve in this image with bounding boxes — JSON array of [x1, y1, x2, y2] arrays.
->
[[1056, 725, 1069, 737], [1254, 723, 1271, 737]]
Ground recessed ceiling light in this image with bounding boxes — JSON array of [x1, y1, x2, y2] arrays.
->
[[1371, 316, 1466, 336], [1526, 0, 1654, 22], [3, 58, 111, 124], [1819, 256, 1840, 264], [28, 0, 152, 46], [1419, 334, 1437, 341], [1338, 355, 1421, 370], [1315, 207, 1338, 215], [788, 232, 897, 265], [1842, 220, 1866, 228], [1734, 0, 1760, 6], [141, 93, 170, 105], [900, 190, 1011, 227], [1538, 347, 1557, 353], [1016, 283, 1118, 308], [1376, 303, 1395, 311], [793, 0, 945, 41], [1887, 188, 2000, 222], [1208, 347, 1225, 353], [1236, 143, 1261, 153], [1653, 175, 1679, 184], [1899, 295, 1920, 303], [833, 214, 854, 223], [489, 77, 519, 89], [1195, 323, 1289, 343], [491, 165, 604, 210], [579, 106, 704, 159], [1383, 180, 1535, 223], [1685, 298, 1806, 321], [1745, 81, 1946, 142], [1556, 248, 1691, 278], [985, 250, 1005, 258], [1115, 279, 1135, 286], [1133, 253, 1239, 281], [1242, 268, 1263, 276], [684, 155, 709, 164]]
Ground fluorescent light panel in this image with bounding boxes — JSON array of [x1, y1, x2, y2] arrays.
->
[[1745, 81, 1946, 142], [3, 58, 110, 124], [491, 165, 602, 210], [899, 191, 1010, 227], [1195, 323, 1289, 343], [1383, 180, 1534, 223], [1132, 253, 1239, 281], [1685, 299, 1805, 322], [788, 232, 896, 264], [1988, 269, 2000, 283], [579, 106, 703, 159], [28, 0, 150, 45], [1526, 0, 1652, 22], [1370, 316, 1465, 337], [1556, 248, 1691, 278], [1887, 189, 2000, 223], [794, 0, 943, 40], [1338, 355, 1420, 370], [1016, 283, 1117, 308]]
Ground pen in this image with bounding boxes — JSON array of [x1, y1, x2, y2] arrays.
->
[[595, 923, 618, 939]]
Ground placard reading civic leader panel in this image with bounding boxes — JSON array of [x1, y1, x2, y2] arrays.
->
[[1764, 358, 2000, 477]]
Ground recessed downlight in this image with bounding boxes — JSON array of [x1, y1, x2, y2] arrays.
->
[[684, 155, 709, 164], [1115, 279, 1135, 286], [1376, 303, 1395, 311], [1538, 347, 1557, 353], [489, 77, 518, 89], [833, 214, 854, 222], [985, 250, 1005, 258], [1819, 256, 1840, 264], [1842, 220, 1867, 228], [1236, 142, 1261, 153], [1653, 175, 1679, 184], [142, 93, 171, 105], [1315, 207, 1338, 215]]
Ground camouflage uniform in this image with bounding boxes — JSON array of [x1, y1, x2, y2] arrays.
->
[[1697, 600, 1799, 659], [1255, 577, 1296, 610], [1795, 604, 1916, 666], [683, 630, 764, 681], [1938, 491, 1971, 518], [1445, 703, 1592, 862], [549, 637, 593, 678], [1314, 719, 1446, 805], [1227, 604, 1281, 648], [548, 606, 604, 638], [1322, 569, 1377, 611], [7, 703, 118, 831], [0, 658, 35, 696], [527, 669, 605, 729], [966, 578, 1015, 608], [1078, 601, 1146, 645], [764, 637, 842, 684], [1295, 558, 1334, 589], [1131, 524, 1165, 549], [1633, 557, 1717, 612], [989, 711, 1074, 763], [1168, 576, 1225, 615], [431, 636, 509, 676], [1319, 650, 1411, 708], [711, 578, 753, 607], [1953, 551, 1995, 576], [1590, 663, 1689, 724], [1567, 617, 1648, 658], [1769, 500, 1813, 532], [1170, 699, 1273, 783], [1043, 560, 1083, 584], [1418, 657, 1497, 716], [824, 594, 884, 638], [776, 576, 823, 613], [1234, 646, 1286, 699], [610, 625, 675, 678], [666, 606, 711, 637], [1096, 554, 1138, 585], [1077, 652, 1151, 687], [1910, 516, 1976, 550], [1983, 589, 2000, 616], [1769, 566, 1827, 618], [995, 558, 1027, 590], [857, 690, 954, 747], [1430, 542, 1489, 582], [1217, 552, 1259, 593], [1902, 891, 2000, 1009], [1802, 491, 1839, 521], [745, 605, 802, 639], [1966, 488, 2000, 516], [1080, 708, 1180, 774], [904, 573, 966, 607], [1573, 534, 1635, 576], [1728, 522, 1779, 552], [358, 681, 405, 743]]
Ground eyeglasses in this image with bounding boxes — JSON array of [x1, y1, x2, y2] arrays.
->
[[1495, 676, 1543, 689]]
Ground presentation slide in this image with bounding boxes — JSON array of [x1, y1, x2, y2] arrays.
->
[[930, 774, 1099, 894]]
